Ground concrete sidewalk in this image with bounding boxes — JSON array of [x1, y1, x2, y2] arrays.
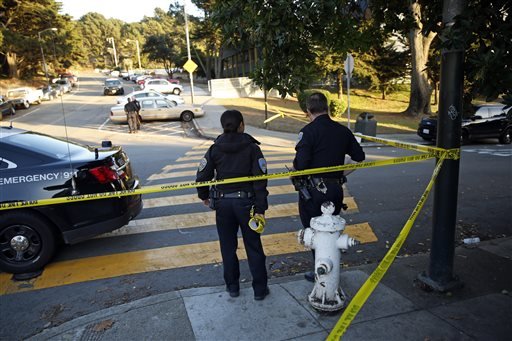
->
[[29, 238, 511, 340]]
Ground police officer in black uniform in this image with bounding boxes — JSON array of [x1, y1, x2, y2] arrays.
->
[[196, 110, 270, 300], [293, 92, 365, 282]]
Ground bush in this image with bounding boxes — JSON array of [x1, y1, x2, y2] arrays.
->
[[329, 98, 347, 118], [297, 89, 346, 118]]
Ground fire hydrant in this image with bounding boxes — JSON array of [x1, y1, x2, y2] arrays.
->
[[298, 201, 360, 312]]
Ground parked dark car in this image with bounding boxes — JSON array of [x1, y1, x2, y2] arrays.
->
[[417, 105, 511, 144], [104, 78, 124, 95], [0, 95, 15, 119], [0, 127, 142, 273]]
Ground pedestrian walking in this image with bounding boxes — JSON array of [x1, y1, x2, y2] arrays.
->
[[292, 92, 365, 282], [196, 110, 270, 300]]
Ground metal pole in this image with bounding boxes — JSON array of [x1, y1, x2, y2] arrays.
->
[[135, 40, 142, 70], [347, 74, 351, 130], [418, 0, 466, 292], [184, 1, 195, 104], [39, 39, 49, 84]]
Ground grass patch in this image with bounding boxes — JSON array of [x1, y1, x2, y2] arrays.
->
[[214, 88, 437, 134]]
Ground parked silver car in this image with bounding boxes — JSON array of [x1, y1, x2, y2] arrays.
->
[[110, 97, 204, 123]]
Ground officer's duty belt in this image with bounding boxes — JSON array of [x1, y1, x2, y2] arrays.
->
[[311, 177, 345, 185], [213, 191, 254, 199]]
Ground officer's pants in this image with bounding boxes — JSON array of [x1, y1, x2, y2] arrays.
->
[[126, 111, 137, 132], [298, 182, 344, 228], [215, 198, 268, 295]]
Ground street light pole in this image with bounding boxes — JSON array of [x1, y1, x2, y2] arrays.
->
[[184, 1, 195, 104], [107, 37, 118, 67], [38, 28, 57, 84]]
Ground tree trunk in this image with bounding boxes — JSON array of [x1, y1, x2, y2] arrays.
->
[[403, 2, 436, 116], [337, 69, 343, 99], [7, 52, 18, 78], [382, 88, 386, 100], [433, 81, 438, 105]]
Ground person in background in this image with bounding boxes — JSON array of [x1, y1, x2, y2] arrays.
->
[[132, 96, 142, 131], [292, 92, 365, 282], [196, 110, 270, 301], [124, 98, 138, 134]]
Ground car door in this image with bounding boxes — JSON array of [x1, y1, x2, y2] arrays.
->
[[139, 99, 157, 120], [154, 99, 175, 119]]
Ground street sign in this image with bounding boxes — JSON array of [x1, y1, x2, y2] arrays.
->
[[344, 53, 354, 78], [183, 59, 198, 73]]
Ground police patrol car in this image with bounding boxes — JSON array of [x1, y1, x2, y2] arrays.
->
[[0, 127, 142, 274]]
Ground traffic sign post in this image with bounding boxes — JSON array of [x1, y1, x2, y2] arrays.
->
[[344, 53, 354, 130]]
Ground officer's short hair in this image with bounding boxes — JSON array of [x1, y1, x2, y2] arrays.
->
[[306, 92, 329, 115], [221, 110, 244, 133]]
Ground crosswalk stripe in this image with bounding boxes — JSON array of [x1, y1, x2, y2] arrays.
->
[[100, 200, 359, 238], [0, 225, 376, 295], [147, 162, 293, 181], [144, 184, 298, 208], [183, 150, 295, 157], [176, 155, 294, 162], [143, 184, 353, 210], [192, 144, 296, 153]]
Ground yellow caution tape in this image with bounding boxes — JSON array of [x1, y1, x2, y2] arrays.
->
[[354, 134, 460, 160], [326, 154, 446, 340], [263, 102, 309, 124], [1, 152, 437, 210]]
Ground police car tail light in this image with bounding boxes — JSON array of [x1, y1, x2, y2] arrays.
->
[[89, 166, 119, 184]]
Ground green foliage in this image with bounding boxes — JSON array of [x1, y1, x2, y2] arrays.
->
[[297, 89, 346, 117], [330, 98, 347, 118], [211, 0, 339, 97]]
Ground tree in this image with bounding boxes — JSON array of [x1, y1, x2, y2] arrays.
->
[[366, 40, 409, 100], [143, 34, 182, 77], [0, 0, 71, 78], [211, 0, 338, 97], [370, 0, 443, 116]]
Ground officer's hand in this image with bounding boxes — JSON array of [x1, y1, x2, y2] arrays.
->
[[203, 199, 210, 207], [254, 213, 265, 220]]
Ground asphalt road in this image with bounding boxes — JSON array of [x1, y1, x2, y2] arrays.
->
[[1, 74, 511, 340]]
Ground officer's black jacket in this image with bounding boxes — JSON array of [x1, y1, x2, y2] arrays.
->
[[196, 132, 269, 214], [293, 114, 365, 178]]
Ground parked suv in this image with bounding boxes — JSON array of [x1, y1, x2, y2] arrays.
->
[[142, 79, 182, 95], [417, 104, 511, 144]]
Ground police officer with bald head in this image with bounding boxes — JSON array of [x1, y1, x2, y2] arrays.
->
[[293, 92, 365, 282], [196, 110, 270, 301]]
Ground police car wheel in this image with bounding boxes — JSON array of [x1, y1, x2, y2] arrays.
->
[[0, 211, 57, 274], [173, 88, 181, 95], [23, 101, 30, 109], [181, 111, 193, 122]]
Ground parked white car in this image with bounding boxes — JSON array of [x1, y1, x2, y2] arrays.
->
[[6, 87, 43, 109], [116, 90, 185, 106], [110, 97, 203, 123], [141, 79, 183, 95]]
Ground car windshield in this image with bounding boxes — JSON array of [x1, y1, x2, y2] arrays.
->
[[56, 80, 68, 85], [7, 90, 26, 97], [6, 132, 85, 160], [106, 80, 121, 86]]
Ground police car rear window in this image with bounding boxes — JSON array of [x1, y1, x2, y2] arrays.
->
[[6, 132, 84, 159]]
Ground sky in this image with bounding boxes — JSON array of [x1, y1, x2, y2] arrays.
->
[[59, 0, 201, 23]]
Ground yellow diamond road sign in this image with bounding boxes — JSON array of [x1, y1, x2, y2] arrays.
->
[[184, 60, 198, 73]]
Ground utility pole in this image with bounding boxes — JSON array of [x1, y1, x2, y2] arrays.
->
[[418, 0, 466, 292], [184, 1, 195, 104], [107, 37, 118, 67]]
